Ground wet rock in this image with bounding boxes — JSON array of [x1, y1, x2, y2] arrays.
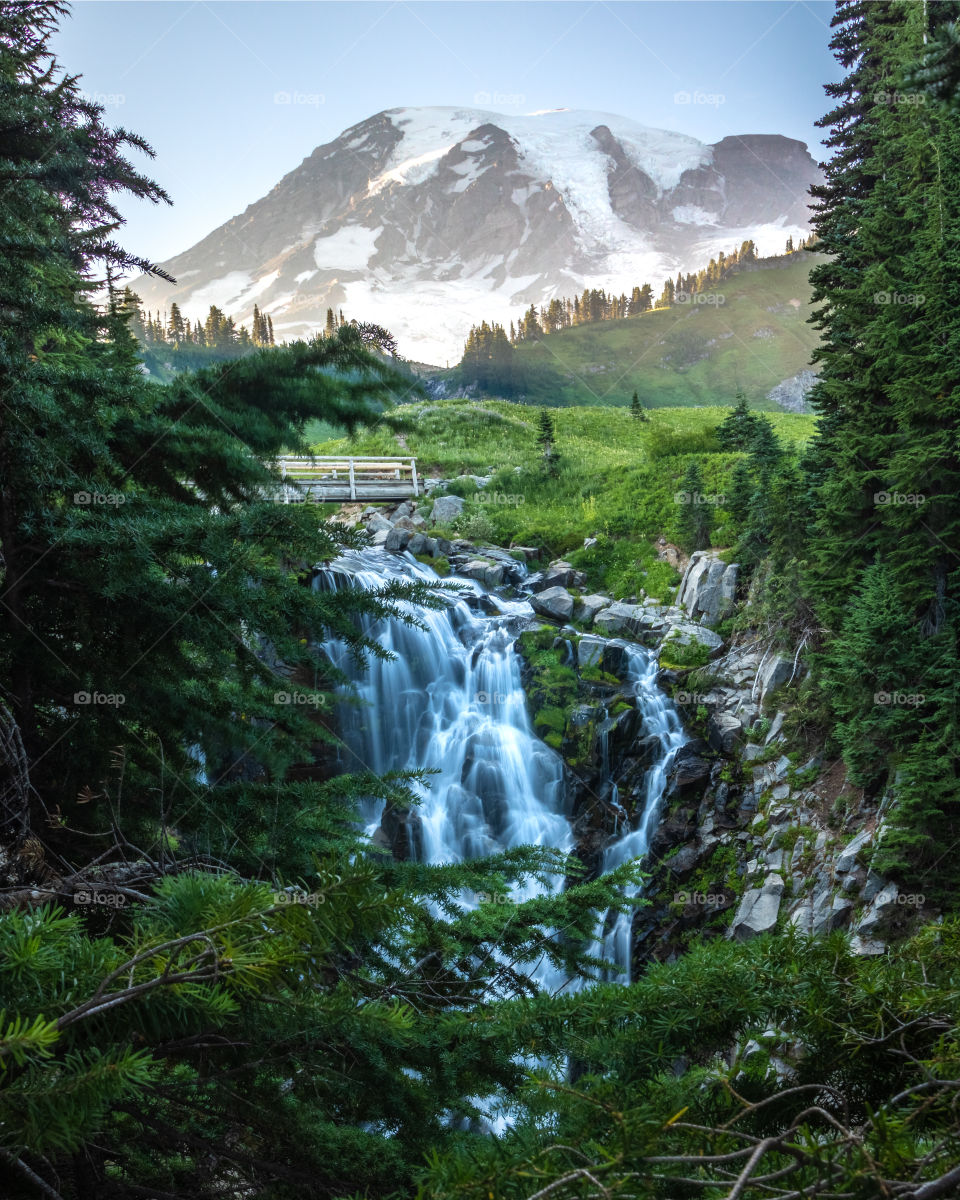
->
[[384, 528, 412, 552], [601, 639, 632, 677], [530, 586, 575, 622], [668, 742, 713, 796]]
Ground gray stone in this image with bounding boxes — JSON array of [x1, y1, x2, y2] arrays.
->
[[758, 654, 794, 702], [707, 710, 743, 754], [743, 744, 765, 762], [731, 873, 784, 940], [430, 495, 465, 525], [393, 514, 427, 532], [575, 594, 613, 625], [384, 528, 412, 552], [772, 756, 791, 781], [764, 711, 786, 745], [370, 528, 390, 547], [530, 586, 575, 622], [677, 551, 739, 624], [577, 635, 606, 670], [771, 783, 791, 802], [836, 829, 872, 874], [406, 533, 429, 556], [367, 512, 394, 533], [593, 602, 649, 638], [662, 622, 724, 652]]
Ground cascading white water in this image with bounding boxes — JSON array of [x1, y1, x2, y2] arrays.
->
[[590, 645, 687, 982], [317, 548, 685, 984]]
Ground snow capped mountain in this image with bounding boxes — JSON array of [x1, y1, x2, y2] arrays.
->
[[133, 106, 822, 364]]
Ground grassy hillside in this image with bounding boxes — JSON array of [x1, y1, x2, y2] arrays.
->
[[315, 399, 816, 601], [468, 252, 822, 409]]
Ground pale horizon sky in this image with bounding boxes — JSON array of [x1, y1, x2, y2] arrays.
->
[[55, 1, 840, 265]]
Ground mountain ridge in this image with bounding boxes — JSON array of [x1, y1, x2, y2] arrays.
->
[[133, 105, 823, 363]]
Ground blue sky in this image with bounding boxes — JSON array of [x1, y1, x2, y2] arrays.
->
[[55, 1, 840, 263]]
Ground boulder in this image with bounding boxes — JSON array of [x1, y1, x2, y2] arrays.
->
[[730, 873, 784, 940], [836, 829, 872, 874], [707, 710, 743, 754], [366, 512, 394, 533], [668, 742, 713, 795], [577, 636, 606, 670], [392, 501, 416, 519], [542, 561, 580, 589], [393, 514, 427, 532], [430, 495, 465, 525], [407, 533, 438, 557], [601, 639, 632, 678], [677, 551, 739, 624], [575, 594, 613, 625], [758, 654, 794, 701], [664, 622, 725, 652], [384, 528, 412, 552], [593, 602, 650, 638], [530, 586, 575, 622]]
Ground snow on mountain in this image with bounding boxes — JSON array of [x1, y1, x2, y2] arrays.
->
[[133, 106, 822, 364]]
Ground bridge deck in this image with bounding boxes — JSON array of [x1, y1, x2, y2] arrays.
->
[[273, 455, 419, 503]]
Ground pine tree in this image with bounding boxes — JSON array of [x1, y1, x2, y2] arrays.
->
[[716, 390, 760, 450], [536, 406, 559, 475], [676, 459, 712, 551]]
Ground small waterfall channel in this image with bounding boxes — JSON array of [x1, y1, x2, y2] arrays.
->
[[317, 548, 687, 987]]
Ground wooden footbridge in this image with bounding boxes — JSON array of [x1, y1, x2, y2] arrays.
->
[[273, 456, 420, 503]]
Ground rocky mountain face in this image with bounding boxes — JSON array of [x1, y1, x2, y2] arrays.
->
[[134, 106, 823, 363]]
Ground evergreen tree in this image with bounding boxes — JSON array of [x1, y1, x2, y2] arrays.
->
[[724, 458, 753, 533], [535, 406, 559, 475], [716, 389, 760, 450], [676, 459, 712, 551]]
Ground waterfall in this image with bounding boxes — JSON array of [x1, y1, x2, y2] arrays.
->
[[316, 548, 685, 985], [590, 644, 687, 982]]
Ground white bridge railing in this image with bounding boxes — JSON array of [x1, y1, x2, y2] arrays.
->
[[274, 455, 419, 501]]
